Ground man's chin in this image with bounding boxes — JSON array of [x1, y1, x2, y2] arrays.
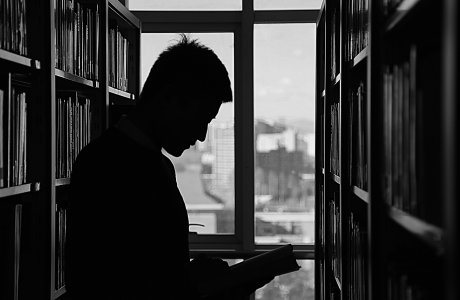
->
[[165, 147, 186, 157]]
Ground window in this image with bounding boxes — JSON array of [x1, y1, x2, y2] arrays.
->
[[254, 24, 316, 245]]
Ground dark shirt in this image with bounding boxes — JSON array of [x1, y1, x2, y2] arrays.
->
[[65, 121, 197, 299]]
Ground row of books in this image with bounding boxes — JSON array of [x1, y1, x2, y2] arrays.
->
[[56, 206, 67, 289], [382, 46, 419, 216], [109, 22, 131, 92], [330, 102, 340, 176], [0, 86, 28, 188], [345, 0, 369, 61], [348, 81, 368, 190], [0, 0, 28, 56], [329, 197, 341, 281], [56, 92, 92, 179], [330, 8, 339, 81], [347, 213, 367, 300], [54, 0, 99, 80]]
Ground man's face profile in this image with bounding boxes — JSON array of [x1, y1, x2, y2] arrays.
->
[[160, 91, 222, 157]]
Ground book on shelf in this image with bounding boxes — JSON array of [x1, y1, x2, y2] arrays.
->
[[382, 45, 419, 217], [56, 91, 92, 179], [0, 203, 23, 299], [0, 0, 28, 56], [0, 81, 28, 188], [346, 0, 369, 61], [347, 213, 367, 300], [56, 206, 67, 289], [195, 244, 301, 298], [13, 204, 22, 299], [329, 196, 341, 281], [54, 0, 99, 80], [330, 102, 340, 176], [330, 8, 339, 80], [108, 20, 130, 92], [348, 81, 368, 190]]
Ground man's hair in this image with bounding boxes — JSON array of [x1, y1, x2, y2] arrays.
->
[[139, 34, 233, 106]]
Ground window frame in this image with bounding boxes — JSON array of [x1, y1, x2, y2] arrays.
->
[[132, 4, 318, 260]]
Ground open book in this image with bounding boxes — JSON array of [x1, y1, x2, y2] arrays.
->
[[196, 244, 301, 298]]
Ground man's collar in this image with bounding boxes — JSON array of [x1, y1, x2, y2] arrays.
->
[[114, 115, 160, 152]]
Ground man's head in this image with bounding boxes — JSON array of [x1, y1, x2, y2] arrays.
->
[[136, 34, 233, 156]]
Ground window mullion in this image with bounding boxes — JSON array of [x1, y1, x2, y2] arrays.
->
[[235, 0, 255, 252]]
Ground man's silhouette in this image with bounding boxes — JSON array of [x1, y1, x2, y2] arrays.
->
[[65, 34, 268, 299]]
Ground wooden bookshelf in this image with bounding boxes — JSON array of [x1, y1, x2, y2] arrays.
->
[[388, 206, 444, 255], [0, 183, 40, 199], [0, 49, 41, 69], [55, 69, 100, 88], [109, 86, 135, 100], [384, 0, 423, 32], [316, 0, 458, 299], [0, 1, 140, 299], [332, 174, 341, 185], [333, 73, 341, 85], [352, 186, 369, 204], [55, 178, 71, 187], [350, 47, 368, 68]]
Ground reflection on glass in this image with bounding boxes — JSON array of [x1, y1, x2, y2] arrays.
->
[[129, 0, 241, 11], [254, 24, 316, 244], [141, 33, 235, 234], [254, 0, 323, 10]]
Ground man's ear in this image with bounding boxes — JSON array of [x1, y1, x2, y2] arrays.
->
[[158, 83, 183, 110]]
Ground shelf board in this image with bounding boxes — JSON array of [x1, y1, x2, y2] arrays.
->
[[351, 47, 368, 68], [54, 286, 66, 299], [352, 186, 369, 204], [334, 275, 342, 291], [109, 86, 136, 101], [388, 206, 445, 255], [385, 0, 422, 33], [55, 69, 99, 88], [56, 178, 71, 187], [0, 182, 40, 199], [109, 0, 141, 28], [331, 174, 341, 185], [0, 49, 41, 69], [332, 73, 341, 86]]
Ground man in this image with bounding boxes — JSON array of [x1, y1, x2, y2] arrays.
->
[[66, 34, 265, 299]]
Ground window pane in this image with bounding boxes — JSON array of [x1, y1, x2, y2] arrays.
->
[[141, 33, 235, 234], [129, 0, 241, 11], [254, 0, 323, 10], [256, 260, 314, 299], [254, 24, 316, 244]]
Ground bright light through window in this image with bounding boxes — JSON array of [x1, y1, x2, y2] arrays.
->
[[254, 24, 316, 245]]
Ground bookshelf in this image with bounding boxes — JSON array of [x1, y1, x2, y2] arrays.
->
[[0, 0, 140, 299], [316, 0, 458, 299]]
